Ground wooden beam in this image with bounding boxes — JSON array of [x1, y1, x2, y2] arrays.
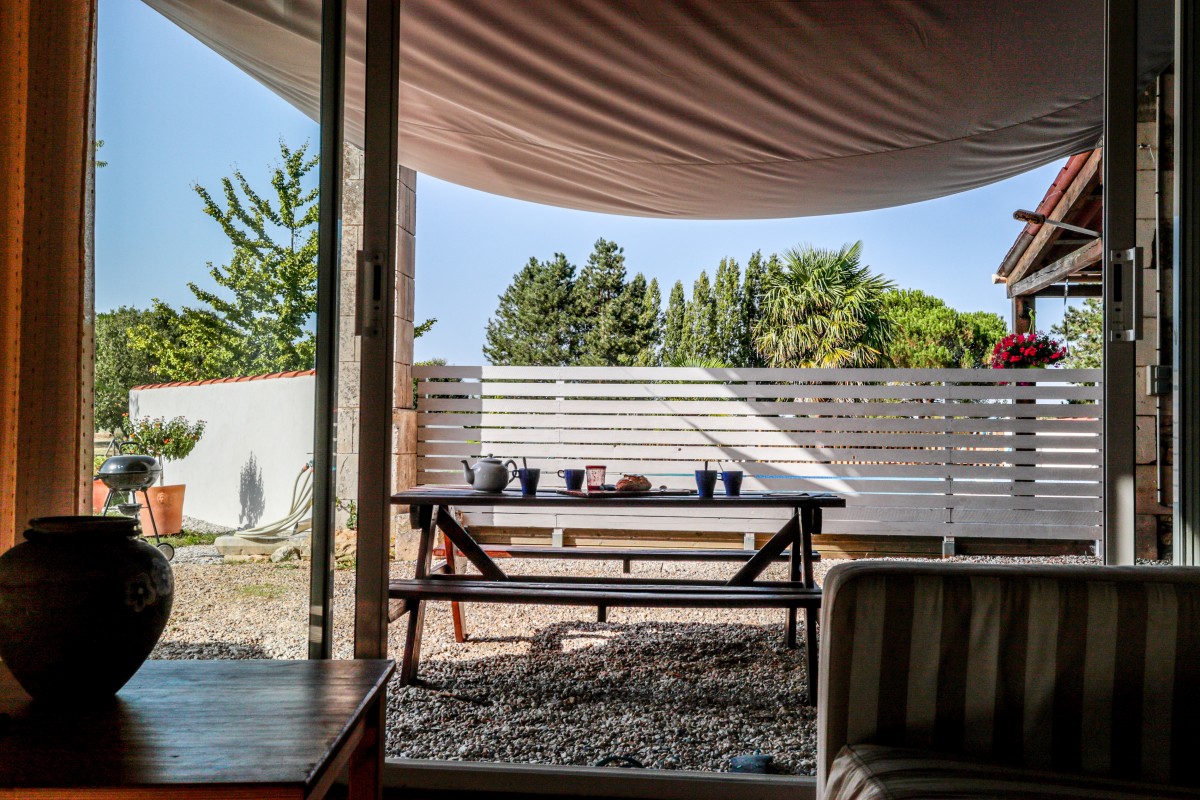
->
[[1008, 238, 1104, 298], [1006, 148, 1103, 287], [1032, 284, 1104, 298]]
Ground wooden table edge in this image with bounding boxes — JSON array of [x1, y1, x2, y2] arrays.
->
[[304, 659, 395, 799]]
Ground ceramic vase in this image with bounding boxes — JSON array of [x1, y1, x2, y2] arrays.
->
[[0, 516, 174, 701]]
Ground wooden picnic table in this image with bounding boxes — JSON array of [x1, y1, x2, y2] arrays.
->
[[389, 487, 845, 705]]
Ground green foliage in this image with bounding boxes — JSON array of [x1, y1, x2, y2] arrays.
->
[[661, 281, 688, 365], [127, 416, 206, 484], [575, 239, 658, 366], [1051, 298, 1103, 369], [95, 139, 107, 169], [483, 254, 577, 365], [754, 242, 894, 368], [714, 258, 742, 360], [686, 271, 719, 362], [484, 239, 660, 366], [413, 357, 448, 406], [414, 318, 437, 339], [335, 498, 358, 531], [94, 306, 180, 434], [882, 289, 1007, 368], [635, 277, 664, 366], [130, 141, 319, 381]]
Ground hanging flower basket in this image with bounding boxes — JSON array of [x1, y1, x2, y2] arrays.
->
[[990, 332, 1066, 369]]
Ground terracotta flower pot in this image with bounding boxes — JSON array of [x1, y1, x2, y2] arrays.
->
[[91, 477, 109, 512], [141, 484, 186, 536]]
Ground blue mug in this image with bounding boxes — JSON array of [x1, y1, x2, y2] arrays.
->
[[557, 468, 585, 491], [719, 470, 744, 497], [517, 467, 541, 496], [695, 470, 719, 498]]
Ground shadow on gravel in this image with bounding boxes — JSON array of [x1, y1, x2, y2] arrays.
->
[[151, 642, 273, 660], [388, 620, 817, 775]]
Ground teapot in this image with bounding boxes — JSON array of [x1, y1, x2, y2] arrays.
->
[[461, 457, 518, 493]]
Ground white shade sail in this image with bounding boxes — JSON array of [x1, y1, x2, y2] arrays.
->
[[143, 0, 1171, 219]]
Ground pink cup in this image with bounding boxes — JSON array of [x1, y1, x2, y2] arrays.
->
[[585, 465, 606, 491]]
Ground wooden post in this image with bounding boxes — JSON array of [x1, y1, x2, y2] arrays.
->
[[0, 0, 96, 552]]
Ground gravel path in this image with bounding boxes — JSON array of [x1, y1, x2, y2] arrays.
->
[[152, 549, 1109, 774]]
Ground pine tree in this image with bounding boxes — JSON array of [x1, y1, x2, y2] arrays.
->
[[686, 271, 719, 362], [574, 239, 663, 366], [129, 141, 320, 380], [483, 253, 578, 365], [1050, 298, 1103, 369], [661, 281, 688, 364], [713, 257, 742, 365], [636, 278, 664, 365], [739, 251, 768, 366]]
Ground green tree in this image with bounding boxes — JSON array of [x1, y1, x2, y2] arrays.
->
[[94, 306, 180, 434], [636, 277, 664, 365], [882, 289, 1006, 368], [714, 257, 742, 363], [1050, 298, 1103, 369], [130, 141, 320, 380], [574, 238, 659, 366], [754, 242, 894, 368], [738, 251, 768, 367], [483, 254, 578, 365], [686, 270, 719, 362], [661, 280, 688, 365]]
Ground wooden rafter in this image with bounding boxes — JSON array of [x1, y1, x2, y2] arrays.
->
[[1008, 237, 1103, 298], [1006, 148, 1103, 287]]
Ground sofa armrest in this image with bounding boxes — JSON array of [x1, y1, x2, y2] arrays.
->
[[816, 561, 1200, 794]]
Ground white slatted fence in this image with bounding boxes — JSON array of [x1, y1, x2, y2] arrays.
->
[[414, 366, 1103, 544]]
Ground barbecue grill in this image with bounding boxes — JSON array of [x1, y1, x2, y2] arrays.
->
[[97, 455, 173, 560]]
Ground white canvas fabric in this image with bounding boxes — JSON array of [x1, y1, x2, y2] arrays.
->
[[141, 0, 1172, 218]]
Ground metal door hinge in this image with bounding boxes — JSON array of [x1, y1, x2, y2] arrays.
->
[[1108, 247, 1143, 342]]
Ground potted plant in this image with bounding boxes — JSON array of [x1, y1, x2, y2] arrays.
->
[[125, 415, 206, 535], [990, 331, 1067, 369]]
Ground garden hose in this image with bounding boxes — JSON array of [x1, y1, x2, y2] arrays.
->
[[236, 465, 313, 541]]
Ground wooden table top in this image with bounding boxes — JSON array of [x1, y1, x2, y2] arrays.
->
[[0, 659, 394, 792], [393, 486, 845, 509]]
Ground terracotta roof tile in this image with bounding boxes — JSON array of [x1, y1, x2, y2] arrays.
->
[[131, 369, 316, 391]]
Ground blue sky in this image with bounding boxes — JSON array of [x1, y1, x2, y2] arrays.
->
[[97, 0, 1069, 366]]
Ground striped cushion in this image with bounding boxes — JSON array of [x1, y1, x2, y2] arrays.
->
[[826, 744, 1200, 800], [817, 562, 1200, 792]]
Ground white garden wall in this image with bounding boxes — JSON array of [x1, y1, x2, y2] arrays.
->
[[129, 371, 315, 529]]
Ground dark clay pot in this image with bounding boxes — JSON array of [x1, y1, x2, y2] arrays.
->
[[0, 516, 174, 701]]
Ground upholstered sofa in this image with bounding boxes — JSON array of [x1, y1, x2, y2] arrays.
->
[[817, 561, 1200, 799]]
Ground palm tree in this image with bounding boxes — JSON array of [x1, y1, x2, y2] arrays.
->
[[753, 242, 894, 368]]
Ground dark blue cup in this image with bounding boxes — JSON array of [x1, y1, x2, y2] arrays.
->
[[517, 468, 540, 496], [719, 470, 744, 497], [695, 470, 718, 498], [557, 468, 585, 491]]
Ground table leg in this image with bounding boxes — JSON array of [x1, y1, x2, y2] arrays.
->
[[400, 504, 436, 686], [436, 507, 507, 581], [803, 506, 820, 707], [444, 532, 468, 643], [786, 508, 802, 649], [348, 692, 385, 800]]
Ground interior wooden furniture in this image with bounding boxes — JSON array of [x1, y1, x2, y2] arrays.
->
[[0, 659, 394, 799]]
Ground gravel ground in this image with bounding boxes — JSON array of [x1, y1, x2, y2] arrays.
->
[[151, 550, 1117, 774]]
